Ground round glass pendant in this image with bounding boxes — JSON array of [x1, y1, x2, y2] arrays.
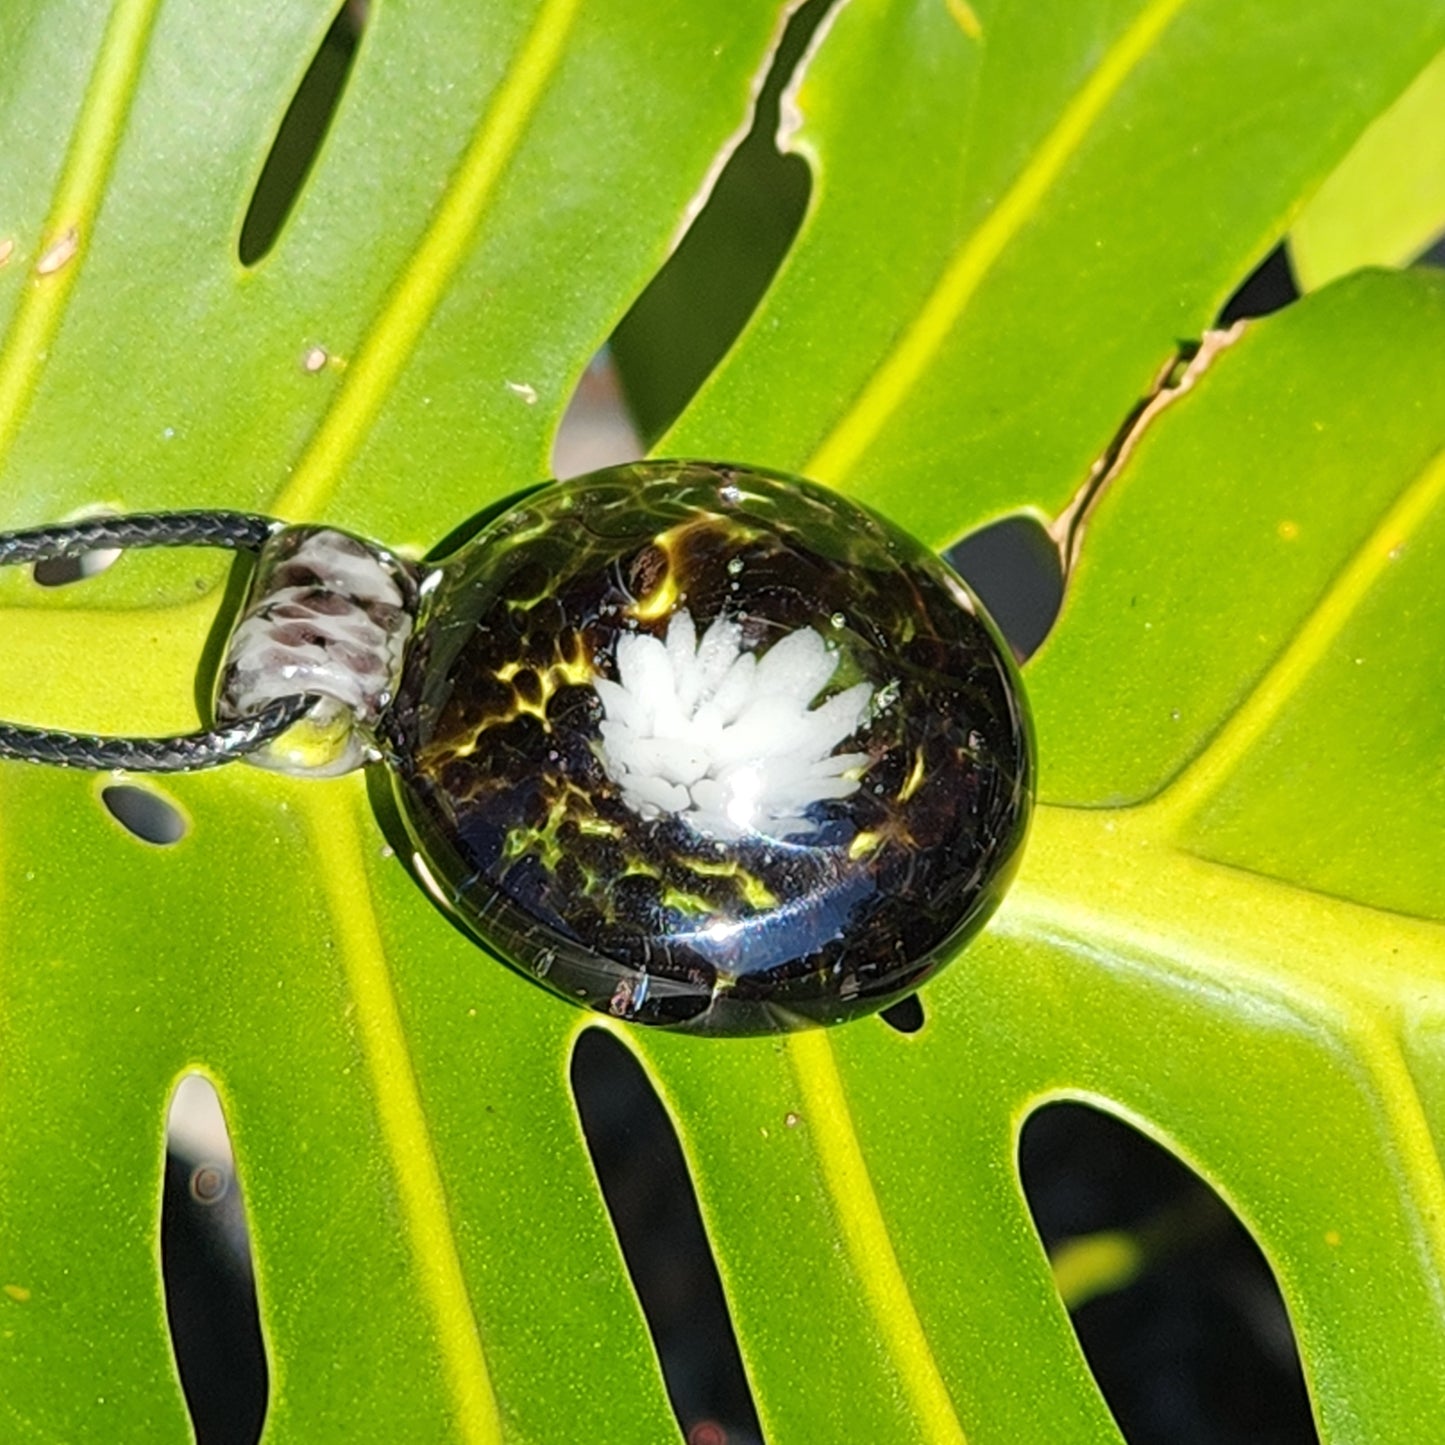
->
[[382, 460, 1032, 1034]]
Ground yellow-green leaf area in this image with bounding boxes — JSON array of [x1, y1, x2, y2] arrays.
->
[[0, 2, 789, 1439], [1293, 44, 1445, 289], [667, 0, 1445, 547], [1183, 446, 1445, 921], [1026, 269, 1445, 807]]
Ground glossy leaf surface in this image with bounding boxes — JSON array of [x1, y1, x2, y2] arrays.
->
[[1293, 45, 1445, 289], [665, 0, 1445, 547], [1, 2, 1443, 1443]]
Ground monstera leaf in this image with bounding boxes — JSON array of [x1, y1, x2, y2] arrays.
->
[[1293, 44, 1445, 288], [1, 1, 1443, 1441]]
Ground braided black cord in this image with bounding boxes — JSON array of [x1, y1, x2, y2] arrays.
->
[[0, 694, 319, 772], [0, 508, 297, 771], [0, 509, 277, 565]]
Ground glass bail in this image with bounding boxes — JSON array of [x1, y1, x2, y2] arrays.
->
[[215, 525, 420, 777]]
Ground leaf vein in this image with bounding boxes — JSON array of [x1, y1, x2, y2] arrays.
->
[[303, 785, 500, 1443], [0, 0, 163, 475], [787, 1030, 967, 1444], [1145, 443, 1445, 832], [805, 0, 1192, 485], [274, 0, 585, 523]]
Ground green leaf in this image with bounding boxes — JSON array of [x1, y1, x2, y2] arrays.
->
[[646, 268, 1445, 1442], [667, 0, 1445, 547], [1293, 46, 1445, 289], [0, 2, 788, 1439], [1027, 272, 1445, 808], [2, 2, 1444, 1443], [1016, 269, 1445, 1438]]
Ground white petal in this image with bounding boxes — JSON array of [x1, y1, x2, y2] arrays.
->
[[592, 675, 643, 732], [632, 735, 711, 787], [705, 651, 757, 725], [804, 681, 873, 752], [689, 777, 727, 813], [617, 633, 682, 735], [623, 772, 689, 814], [592, 614, 875, 833], [711, 697, 813, 769], [665, 611, 701, 709], [753, 626, 836, 703], [693, 616, 744, 700], [806, 749, 870, 777]]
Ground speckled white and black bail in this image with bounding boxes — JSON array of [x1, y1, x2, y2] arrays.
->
[[215, 526, 420, 776]]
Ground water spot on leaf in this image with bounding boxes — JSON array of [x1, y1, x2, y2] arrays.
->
[[189, 1162, 229, 1206], [572, 1029, 761, 1443], [162, 1074, 268, 1444], [1019, 1101, 1317, 1444], [239, 1, 366, 267], [100, 784, 187, 846], [945, 513, 1063, 662], [686, 1422, 730, 1445]]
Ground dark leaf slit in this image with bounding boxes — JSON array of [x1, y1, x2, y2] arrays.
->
[[571, 1028, 764, 1444], [162, 1075, 269, 1445], [878, 992, 925, 1033], [101, 784, 187, 846], [32, 546, 120, 587], [603, 0, 840, 447], [945, 514, 1063, 663], [238, 1, 367, 267], [1019, 1100, 1317, 1445], [1217, 243, 1300, 328]]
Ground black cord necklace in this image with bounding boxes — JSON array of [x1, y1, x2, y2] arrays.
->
[[0, 459, 1033, 1035], [0, 510, 314, 770]]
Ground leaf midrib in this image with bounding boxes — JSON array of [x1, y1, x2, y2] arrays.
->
[[1015, 802, 1445, 998], [1139, 442, 1445, 836], [1007, 800, 1445, 1280]]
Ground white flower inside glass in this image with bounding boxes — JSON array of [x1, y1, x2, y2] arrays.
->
[[593, 610, 872, 839], [384, 461, 1032, 1034]]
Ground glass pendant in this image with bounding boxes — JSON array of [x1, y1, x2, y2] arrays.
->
[[381, 460, 1032, 1034]]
